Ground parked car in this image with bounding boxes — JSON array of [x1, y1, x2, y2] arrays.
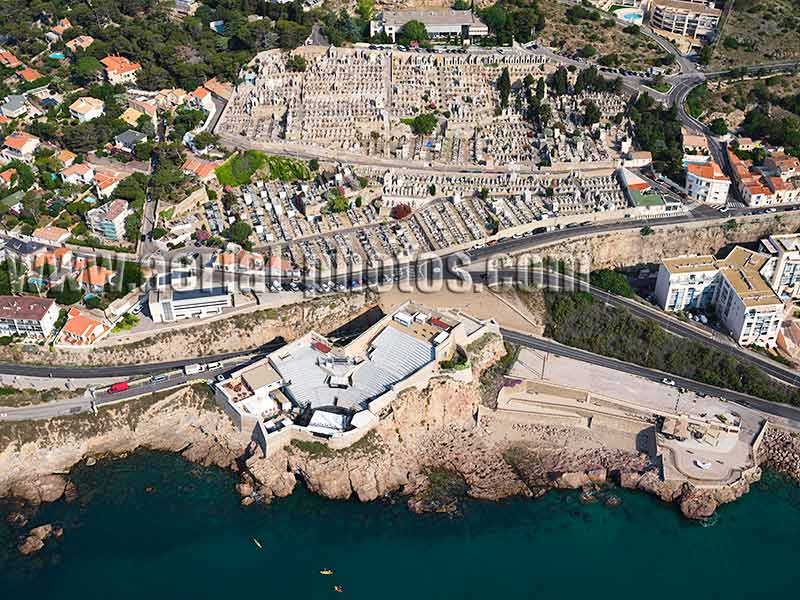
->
[[661, 378, 676, 386]]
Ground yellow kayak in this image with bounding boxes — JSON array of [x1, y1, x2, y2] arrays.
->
[[320, 569, 334, 575]]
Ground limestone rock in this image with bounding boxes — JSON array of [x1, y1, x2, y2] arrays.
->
[[618, 470, 643, 489], [556, 471, 591, 489], [18, 535, 44, 556], [29, 524, 53, 540], [636, 471, 682, 502], [236, 481, 254, 497], [8, 475, 68, 505], [680, 489, 718, 520], [587, 468, 607, 484], [6, 512, 28, 529]]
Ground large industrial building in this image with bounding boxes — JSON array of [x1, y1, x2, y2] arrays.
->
[[369, 9, 489, 42]]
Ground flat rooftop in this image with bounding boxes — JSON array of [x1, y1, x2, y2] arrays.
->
[[652, 0, 721, 16], [719, 246, 781, 308], [662, 255, 718, 275], [630, 189, 665, 207], [271, 324, 435, 411], [381, 9, 483, 27]]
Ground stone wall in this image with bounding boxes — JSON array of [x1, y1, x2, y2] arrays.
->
[[511, 213, 800, 271]]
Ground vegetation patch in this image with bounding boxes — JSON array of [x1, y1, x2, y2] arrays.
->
[[479, 343, 520, 408], [544, 291, 800, 406], [590, 269, 634, 298], [215, 151, 266, 187], [0, 386, 85, 408], [264, 155, 311, 182]]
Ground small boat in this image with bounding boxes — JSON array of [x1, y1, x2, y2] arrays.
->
[[334, 585, 344, 593], [320, 569, 334, 575], [252, 538, 262, 549]]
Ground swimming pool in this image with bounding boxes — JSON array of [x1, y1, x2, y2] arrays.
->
[[622, 12, 642, 20], [614, 8, 644, 24], [49, 52, 65, 59]]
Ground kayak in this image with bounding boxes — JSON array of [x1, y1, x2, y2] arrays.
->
[[253, 538, 262, 549], [320, 569, 334, 575]]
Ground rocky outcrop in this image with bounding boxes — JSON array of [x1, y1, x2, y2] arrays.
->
[[617, 467, 761, 520], [516, 212, 800, 272], [7, 474, 70, 505], [0, 387, 249, 505], [764, 427, 800, 481], [17, 522, 63, 555]]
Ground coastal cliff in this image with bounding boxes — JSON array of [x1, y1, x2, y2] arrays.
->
[[0, 343, 791, 534]]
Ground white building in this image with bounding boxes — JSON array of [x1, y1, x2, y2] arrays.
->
[[370, 9, 489, 42], [100, 56, 141, 86], [2, 132, 40, 162], [685, 160, 730, 204], [148, 285, 232, 323], [69, 97, 105, 122], [759, 234, 800, 300], [86, 198, 130, 241], [0, 296, 59, 339], [174, 0, 198, 14], [655, 247, 786, 347], [214, 302, 499, 439], [646, 0, 721, 44]]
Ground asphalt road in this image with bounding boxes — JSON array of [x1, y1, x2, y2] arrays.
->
[[0, 345, 279, 379], [501, 329, 800, 427], [484, 268, 800, 389]]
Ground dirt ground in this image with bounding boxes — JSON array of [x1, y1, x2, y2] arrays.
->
[[378, 282, 547, 333], [693, 73, 800, 132], [539, 3, 673, 73], [711, 0, 800, 69]]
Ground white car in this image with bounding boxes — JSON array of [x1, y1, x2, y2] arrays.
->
[[767, 207, 778, 213], [661, 378, 676, 386], [718, 206, 729, 213], [694, 460, 712, 470]]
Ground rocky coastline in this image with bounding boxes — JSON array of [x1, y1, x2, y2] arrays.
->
[[1, 345, 798, 554]]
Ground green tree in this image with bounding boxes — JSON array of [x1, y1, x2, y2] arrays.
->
[[396, 20, 428, 47], [226, 219, 253, 244], [403, 113, 438, 135], [286, 54, 307, 72], [589, 269, 634, 298], [497, 67, 511, 110], [584, 101, 601, 126], [709, 117, 728, 136]]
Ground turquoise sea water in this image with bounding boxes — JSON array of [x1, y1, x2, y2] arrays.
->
[[1, 451, 799, 599]]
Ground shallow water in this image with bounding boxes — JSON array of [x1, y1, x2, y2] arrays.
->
[[1, 451, 799, 599]]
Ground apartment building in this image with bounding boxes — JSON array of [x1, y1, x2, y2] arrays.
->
[[0, 296, 59, 339], [655, 247, 786, 346], [148, 286, 232, 323], [647, 0, 721, 44], [87, 198, 131, 241], [759, 234, 800, 300], [685, 160, 730, 204], [727, 149, 800, 207]]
